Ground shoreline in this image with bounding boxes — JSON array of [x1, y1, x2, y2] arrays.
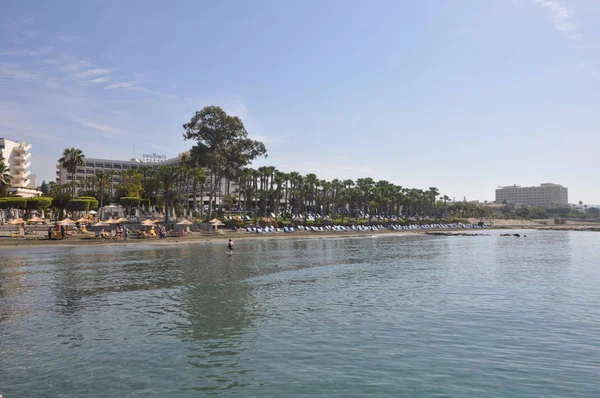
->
[[1, 223, 598, 250], [0, 225, 538, 249]]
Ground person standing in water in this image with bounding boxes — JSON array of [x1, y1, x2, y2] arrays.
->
[[228, 239, 234, 252]]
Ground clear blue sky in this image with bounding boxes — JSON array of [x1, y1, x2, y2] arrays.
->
[[1, 0, 599, 204]]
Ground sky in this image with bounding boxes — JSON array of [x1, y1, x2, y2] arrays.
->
[[1, 0, 599, 204]]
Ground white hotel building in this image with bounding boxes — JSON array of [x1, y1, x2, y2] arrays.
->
[[0, 137, 39, 197], [55, 153, 236, 206], [495, 183, 568, 208]]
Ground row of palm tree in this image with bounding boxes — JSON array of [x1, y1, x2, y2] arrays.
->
[[235, 167, 447, 219], [55, 147, 490, 220]]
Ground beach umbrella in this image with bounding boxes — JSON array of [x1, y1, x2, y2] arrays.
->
[[8, 218, 25, 225], [92, 221, 110, 227], [88, 210, 98, 215], [116, 217, 129, 223], [177, 220, 194, 225], [141, 219, 156, 225], [58, 218, 76, 226], [105, 219, 120, 224], [27, 217, 46, 224], [75, 218, 89, 224], [209, 218, 224, 225]]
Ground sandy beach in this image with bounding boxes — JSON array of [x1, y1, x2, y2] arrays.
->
[[0, 228, 418, 249], [1, 219, 598, 249]]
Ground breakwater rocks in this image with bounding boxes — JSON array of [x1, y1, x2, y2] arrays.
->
[[425, 232, 490, 237], [537, 227, 600, 232]]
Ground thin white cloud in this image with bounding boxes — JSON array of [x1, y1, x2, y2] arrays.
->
[[0, 46, 54, 56], [533, 0, 581, 40], [88, 77, 111, 84], [71, 117, 123, 136], [41, 53, 92, 72], [106, 81, 134, 89], [106, 81, 175, 99], [4, 20, 39, 39], [60, 59, 91, 71], [75, 68, 113, 78], [0, 63, 39, 81]]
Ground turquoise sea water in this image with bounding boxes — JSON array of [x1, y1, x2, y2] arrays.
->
[[1, 230, 600, 397]]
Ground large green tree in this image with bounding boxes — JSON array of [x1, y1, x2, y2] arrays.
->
[[183, 106, 267, 220], [115, 169, 144, 200], [58, 147, 85, 198]]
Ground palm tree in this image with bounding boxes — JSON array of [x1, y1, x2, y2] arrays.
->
[[59, 147, 85, 198], [154, 165, 179, 225], [442, 195, 450, 217], [94, 172, 114, 219], [288, 172, 301, 217], [0, 159, 12, 197], [192, 167, 206, 215], [303, 173, 318, 217]]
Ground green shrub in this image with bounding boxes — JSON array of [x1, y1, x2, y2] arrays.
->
[[52, 194, 70, 211], [67, 199, 90, 212], [26, 197, 53, 212], [5, 197, 27, 209], [119, 197, 140, 207], [77, 196, 99, 210]]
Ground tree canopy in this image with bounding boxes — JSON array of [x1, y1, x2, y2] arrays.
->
[[183, 106, 267, 219]]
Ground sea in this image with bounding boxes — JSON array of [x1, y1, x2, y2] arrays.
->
[[1, 230, 599, 397]]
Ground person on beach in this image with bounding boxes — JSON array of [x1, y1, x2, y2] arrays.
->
[[228, 239, 234, 252], [60, 225, 65, 240], [48, 226, 52, 240]]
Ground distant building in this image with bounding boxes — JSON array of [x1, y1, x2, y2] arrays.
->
[[55, 155, 181, 186], [0, 137, 39, 197], [495, 183, 568, 208], [55, 152, 236, 206]]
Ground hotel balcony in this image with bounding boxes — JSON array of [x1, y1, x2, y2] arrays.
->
[[13, 144, 32, 153], [12, 152, 29, 162]]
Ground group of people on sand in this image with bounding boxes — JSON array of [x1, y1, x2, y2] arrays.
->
[[48, 225, 70, 240]]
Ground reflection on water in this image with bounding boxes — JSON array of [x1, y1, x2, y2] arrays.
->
[[1, 231, 600, 397]]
